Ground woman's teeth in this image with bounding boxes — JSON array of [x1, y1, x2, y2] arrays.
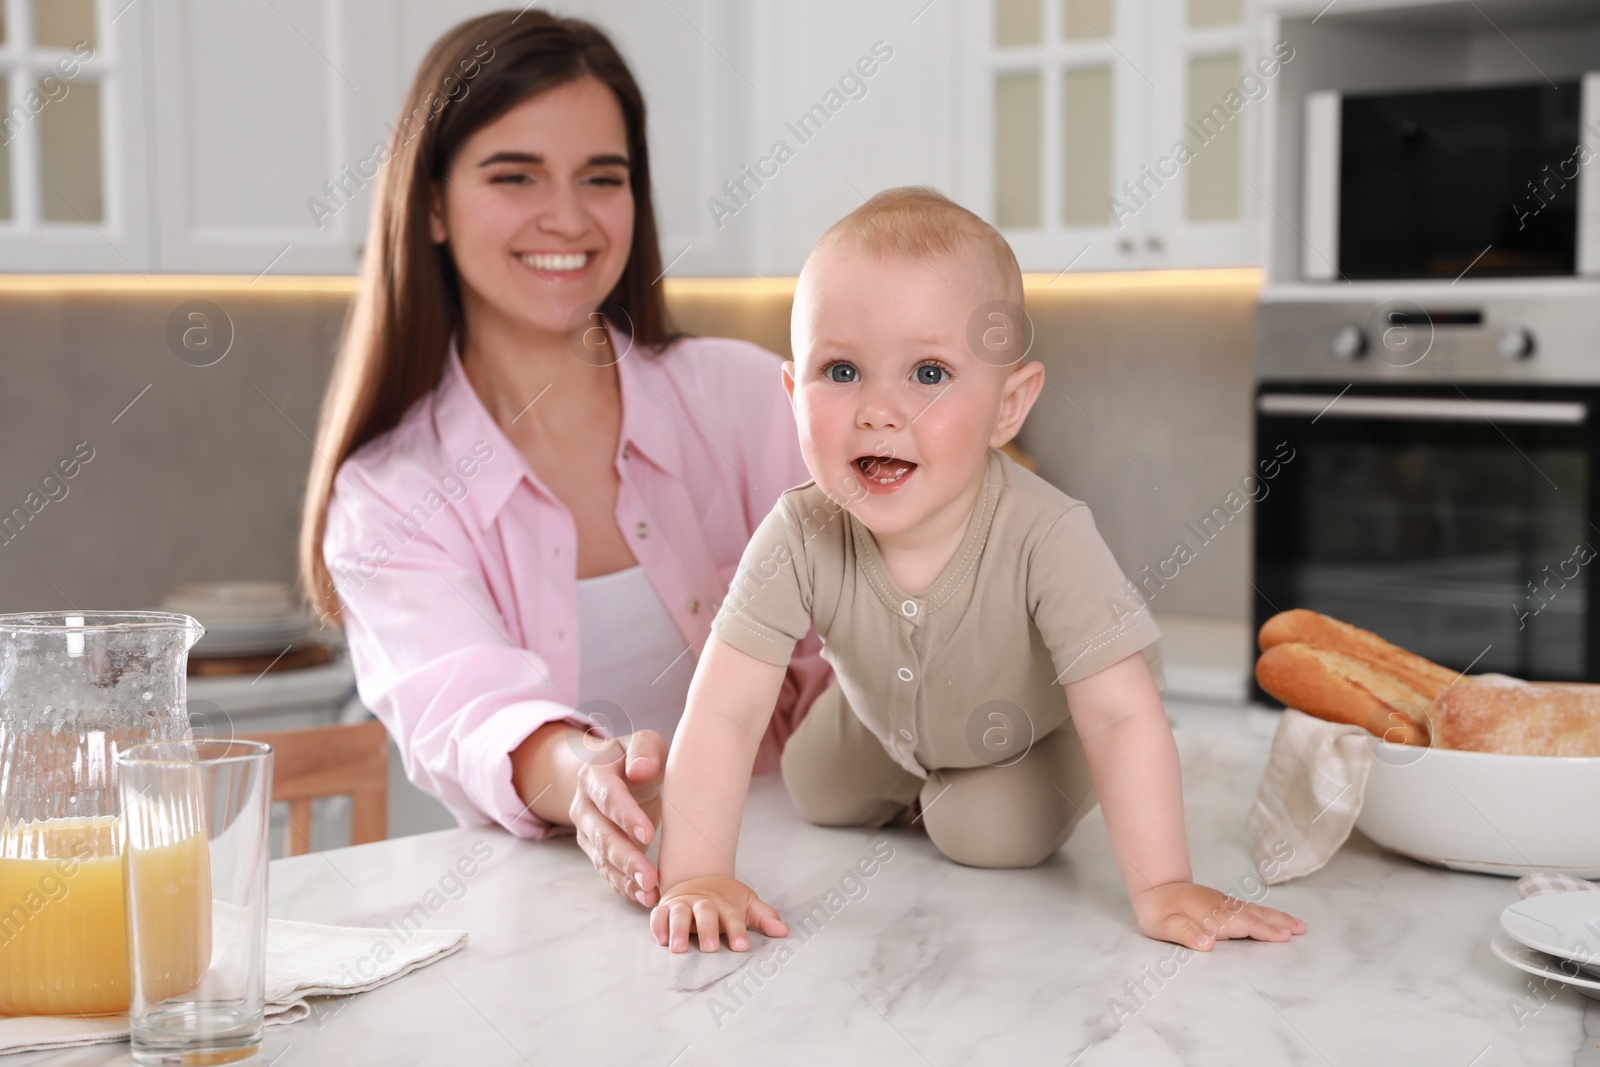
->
[[518, 251, 589, 272], [856, 456, 917, 484]]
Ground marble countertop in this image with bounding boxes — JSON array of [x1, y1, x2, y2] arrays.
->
[[14, 729, 1593, 1065]]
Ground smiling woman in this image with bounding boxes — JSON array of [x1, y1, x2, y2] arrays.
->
[[298, 10, 831, 910]]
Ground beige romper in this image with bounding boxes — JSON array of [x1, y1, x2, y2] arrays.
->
[[711, 448, 1163, 868]]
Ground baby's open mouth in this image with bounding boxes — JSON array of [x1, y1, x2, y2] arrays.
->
[[855, 455, 918, 485]]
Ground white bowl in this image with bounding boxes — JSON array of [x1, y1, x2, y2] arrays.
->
[[1354, 743, 1600, 877]]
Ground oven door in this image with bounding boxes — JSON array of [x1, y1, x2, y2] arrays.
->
[[1253, 384, 1600, 689]]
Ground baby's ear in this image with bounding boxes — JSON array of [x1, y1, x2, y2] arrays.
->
[[992, 360, 1045, 447], [781, 360, 797, 403]]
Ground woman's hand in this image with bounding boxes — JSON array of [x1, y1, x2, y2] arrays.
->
[[1131, 881, 1306, 951], [568, 730, 667, 908], [650, 875, 788, 953]]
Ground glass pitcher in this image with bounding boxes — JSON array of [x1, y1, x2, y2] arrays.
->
[[0, 611, 204, 1016]]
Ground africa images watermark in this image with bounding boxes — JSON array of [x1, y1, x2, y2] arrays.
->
[[705, 838, 897, 1029], [334, 838, 495, 986], [1108, 40, 1296, 229], [306, 39, 498, 229], [0, 41, 93, 148], [705, 40, 896, 230], [1104, 839, 1297, 1029], [328, 440, 497, 597], [0, 839, 96, 949], [0, 441, 97, 549], [1510, 118, 1600, 232], [1512, 539, 1598, 631], [1109, 441, 1297, 619]]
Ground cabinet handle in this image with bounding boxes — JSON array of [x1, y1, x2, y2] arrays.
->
[[1118, 238, 1135, 254], [1146, 235, 1164, 253]]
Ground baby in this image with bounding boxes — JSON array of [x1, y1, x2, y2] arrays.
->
[[649, 187, 1306, 954]]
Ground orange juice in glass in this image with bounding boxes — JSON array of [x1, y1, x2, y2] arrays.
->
[[0, 612, 206, 1016]]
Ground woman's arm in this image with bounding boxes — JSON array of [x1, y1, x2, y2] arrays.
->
[[327, 469, 592, 841]]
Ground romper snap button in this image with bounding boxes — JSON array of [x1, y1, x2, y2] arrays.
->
[[897, 667, 914, 682], [636, 522, 649, 538], [901, 599, 917, 617], [899, 728, 913, 741], [687, 599, 700, 614]]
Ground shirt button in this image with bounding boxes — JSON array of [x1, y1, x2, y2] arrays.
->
[[901, 600, 917, 617], [622, 443, 633, 459], [897, 667, 914, 682], [636, 522, 649, 538], [687, 599, 700, 614], [899, 728, 913, 741]]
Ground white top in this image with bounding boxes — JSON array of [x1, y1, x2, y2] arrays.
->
[[575, 565, 695, 745]]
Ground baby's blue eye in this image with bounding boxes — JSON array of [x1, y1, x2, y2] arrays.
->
[[828, 363, 859, 383], [915, 364, 948, 385]]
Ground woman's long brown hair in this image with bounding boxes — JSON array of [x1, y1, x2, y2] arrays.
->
[[300, 10, 676, 621]]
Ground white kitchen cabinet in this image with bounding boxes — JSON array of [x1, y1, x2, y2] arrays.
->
[[962, 0, 1271, 272], [0, 0, 155, 271]]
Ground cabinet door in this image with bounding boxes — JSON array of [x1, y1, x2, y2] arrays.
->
[[147, 0, 367, 274], [0, 0, 153, 271], [963, 0, 1158, 273], [1138, 0, 1263, 267]]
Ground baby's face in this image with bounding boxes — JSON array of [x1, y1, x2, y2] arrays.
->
[[785, 241, 1028, 541]]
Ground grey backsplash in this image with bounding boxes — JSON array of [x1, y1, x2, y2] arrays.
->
[[0, 279, 1256, 620]]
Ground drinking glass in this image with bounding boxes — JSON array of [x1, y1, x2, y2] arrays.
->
[[118, 740, 272, 1066]]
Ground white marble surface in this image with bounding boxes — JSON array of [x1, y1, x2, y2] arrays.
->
[[12, 729, 1595, 1066]]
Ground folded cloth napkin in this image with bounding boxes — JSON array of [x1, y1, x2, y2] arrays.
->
[[1518, 871, 1599, 898], [1247, 708, 1375, 885], [0, 919, 467, 1056]]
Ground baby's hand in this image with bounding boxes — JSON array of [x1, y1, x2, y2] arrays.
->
[[650, 875, 788, 953], [1132, 881, 1306, 951]]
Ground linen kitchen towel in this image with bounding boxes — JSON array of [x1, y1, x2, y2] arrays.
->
[[1247, 708, 1375, 884], [0, 919, 468, 1055]]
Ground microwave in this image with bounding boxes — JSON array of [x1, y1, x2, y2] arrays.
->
[[1301, 75, 1600, 281]]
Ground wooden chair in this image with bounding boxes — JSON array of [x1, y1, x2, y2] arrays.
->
[[240, 719, 389, 857]]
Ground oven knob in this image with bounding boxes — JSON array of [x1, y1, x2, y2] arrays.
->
[[1497, 326, 1535, 361], [1331, 325, 1368, 360]]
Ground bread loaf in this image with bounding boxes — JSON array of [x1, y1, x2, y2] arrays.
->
[[1255, 642, 1432, 745], [1434, 678, 1600, 757], [1257, 609, 1456, 698]]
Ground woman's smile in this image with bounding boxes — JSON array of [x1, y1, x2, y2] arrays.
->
[[514, 249, 598, 279]]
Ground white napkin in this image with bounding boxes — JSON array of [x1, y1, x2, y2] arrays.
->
[[1247, 708, 1375, 885], [1517, 871, 1599, 898], [0, 918, 467, 1056]]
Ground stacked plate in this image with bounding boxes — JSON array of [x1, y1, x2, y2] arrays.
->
[[161, 582, 318, 658], [1494, 893, 1600, 1000]]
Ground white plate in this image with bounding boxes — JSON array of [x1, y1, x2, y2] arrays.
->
[[1501, 893, 1600, 977], [1490, 929, 1600, 1000]]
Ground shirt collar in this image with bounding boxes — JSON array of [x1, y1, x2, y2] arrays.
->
[[432, 324, 683, 531]]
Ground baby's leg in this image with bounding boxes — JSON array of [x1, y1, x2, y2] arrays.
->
[[919, 722, 1096, 869], [781, 684, 922, 827]]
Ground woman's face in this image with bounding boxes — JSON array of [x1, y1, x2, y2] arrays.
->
[[432, 76, 635, 340]]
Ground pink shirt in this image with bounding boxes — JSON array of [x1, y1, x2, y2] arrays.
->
[[324, 330, 832, 840]]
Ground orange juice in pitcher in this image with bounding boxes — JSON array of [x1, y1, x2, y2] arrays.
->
[[0, 612, 208, 1016]]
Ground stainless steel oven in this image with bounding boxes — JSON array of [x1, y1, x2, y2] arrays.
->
[[1253, 284, 1600, 689]]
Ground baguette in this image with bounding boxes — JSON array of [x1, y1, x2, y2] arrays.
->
[[1434, 678, 1600, 757], [1257, 609, 1457, 699], [1255, 641, 1432, 745]]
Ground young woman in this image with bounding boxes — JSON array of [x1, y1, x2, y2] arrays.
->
[[299, 10, 829, 909]]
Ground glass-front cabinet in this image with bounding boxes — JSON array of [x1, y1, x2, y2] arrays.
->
[[967, 0, 1265, 272], [0, 0, 152, 271]]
